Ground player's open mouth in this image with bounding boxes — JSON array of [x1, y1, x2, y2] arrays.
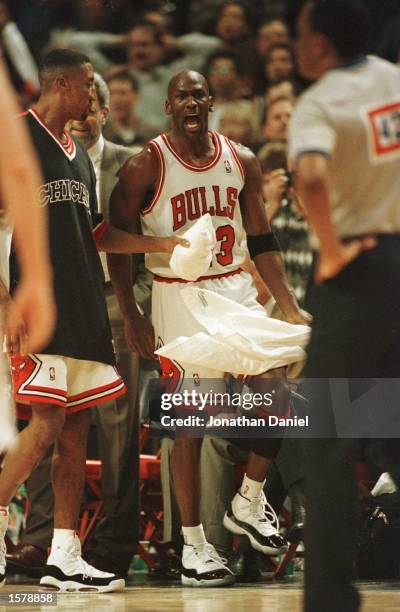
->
[[184, 116, 200, 130]]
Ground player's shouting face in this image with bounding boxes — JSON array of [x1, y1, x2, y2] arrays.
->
[[165, 71, 213, 139]]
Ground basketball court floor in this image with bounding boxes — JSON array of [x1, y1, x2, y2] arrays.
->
[[1, 575, 399, 611]]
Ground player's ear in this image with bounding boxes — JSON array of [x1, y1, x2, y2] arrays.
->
[[165, 99, 172, 115], [55, 74, 68, 92], [101, 106, 110, 125], [209, 95, 214, 113]]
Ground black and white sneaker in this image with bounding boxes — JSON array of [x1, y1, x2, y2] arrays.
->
[[0, 513, 9, 588], [181, 542, 235, 587], [39, 535, 125, 593], [223, 491, 288, 555]]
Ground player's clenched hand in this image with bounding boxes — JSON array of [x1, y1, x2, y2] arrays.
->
[[316, 237, 377, 284], [124, 314, 155, 359], [163, 235, 190, 254], [283, 307, 312, 326]]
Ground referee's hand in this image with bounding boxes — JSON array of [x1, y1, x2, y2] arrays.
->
[[316, 237, 377, 283]]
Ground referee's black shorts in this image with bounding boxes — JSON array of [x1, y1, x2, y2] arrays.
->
[[304, 234, 400, 379]]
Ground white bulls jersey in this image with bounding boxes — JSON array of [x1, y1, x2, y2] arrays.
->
[[141, 131, 246, 278]]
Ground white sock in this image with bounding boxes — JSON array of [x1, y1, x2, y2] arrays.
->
[[51, 529, 75, 548], [240, 474, 265, 498], [182, 524, 207, 546]]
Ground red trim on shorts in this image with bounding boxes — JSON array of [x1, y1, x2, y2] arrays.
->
[[141, 140, 166, 216], [224, 137, 246, 181], [66, 377, 126, 410], [153, 268, 242, 284], [161, 131, 222, 172], [67, 385, 126, 413], [93, 220, 110, 249], [15, 394, 66, 409], [24, 385, 67, 395]]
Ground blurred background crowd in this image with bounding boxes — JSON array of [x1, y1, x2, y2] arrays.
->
[[2, 0, 400, 305], [3, 0, 400, 583]]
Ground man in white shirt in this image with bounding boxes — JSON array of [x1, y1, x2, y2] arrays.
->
[[288, 2, 400, 611]]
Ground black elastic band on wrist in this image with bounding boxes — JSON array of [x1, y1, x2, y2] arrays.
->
[[247, 232, 281, 258]]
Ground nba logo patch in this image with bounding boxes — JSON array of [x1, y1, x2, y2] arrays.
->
[[224, 160, 232, 173], [49, 367, 56, 381], [193, 373, 200, 386]]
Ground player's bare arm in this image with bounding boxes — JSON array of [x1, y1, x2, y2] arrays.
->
[[107, 146, 159, 359], [0, 57, 55, 352], [295, 152, 376, 283], [236, 143, 311, 325]]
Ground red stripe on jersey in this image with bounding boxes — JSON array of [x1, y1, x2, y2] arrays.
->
[[92, 220, 110, 249], [224, 137, 246, 181], [141, 140, 166, 216], [153, 268, 242, 283], [161, 131, 222, 172], [28, 108, 76, 160]]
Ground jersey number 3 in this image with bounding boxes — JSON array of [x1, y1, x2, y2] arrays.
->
[[215, 224, 235, 266]]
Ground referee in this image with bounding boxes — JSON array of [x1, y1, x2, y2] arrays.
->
[[288, 1, 400, 611]]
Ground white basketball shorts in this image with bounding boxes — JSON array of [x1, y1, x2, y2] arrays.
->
[[10, 353, 126, 415], [152, 269, 266, 390]]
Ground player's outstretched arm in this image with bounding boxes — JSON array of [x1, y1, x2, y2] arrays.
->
[[97, 224, 188, 254], [0, 57, 55, 352], [237, 143, 311, 325], [107, 146, 158, 359]]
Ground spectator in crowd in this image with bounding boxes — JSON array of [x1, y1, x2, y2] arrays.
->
[[258, 140, 312, 305], [212, 1, 259, 91], [265, 79, 298, 104], [263, 43, 296, 87], [219, 100, 259, 149], [214, 1, 252, 49], [256, 18, 291, 59], [103, 71, 157, 147], [204, 50, 249, 130], [254, 95, 294, 152]]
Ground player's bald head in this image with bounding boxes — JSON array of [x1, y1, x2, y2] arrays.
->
[[167, 70, 209, 100]]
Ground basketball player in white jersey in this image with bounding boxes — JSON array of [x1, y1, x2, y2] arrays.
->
[[108, 69, 310, 586]]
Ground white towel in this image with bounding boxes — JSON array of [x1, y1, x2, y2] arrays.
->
[[169, 214, 216, 281], [156, 287, 310, 376]]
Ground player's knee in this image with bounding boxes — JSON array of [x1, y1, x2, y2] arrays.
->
[[32, 405, 66, 444], [250, 374, 290, 413]]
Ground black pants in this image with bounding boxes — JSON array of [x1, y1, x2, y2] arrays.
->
[[302, 236, 400, 612]]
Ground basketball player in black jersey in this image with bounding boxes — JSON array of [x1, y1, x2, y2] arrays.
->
[[0, 49, 187, 593]]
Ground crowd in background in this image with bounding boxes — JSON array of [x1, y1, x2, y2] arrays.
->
[[2, 0, 400, 582]]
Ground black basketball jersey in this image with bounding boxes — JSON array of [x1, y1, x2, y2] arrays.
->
[[10, 109, 114, 365]]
